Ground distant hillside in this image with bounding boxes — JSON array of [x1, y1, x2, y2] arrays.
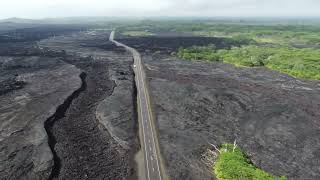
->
[[0, 17, 42, 24], [0, 16, 137, 25], [0, 17, 97, 33], [0, 18, 43, 33], [0, 22, 41, 33]]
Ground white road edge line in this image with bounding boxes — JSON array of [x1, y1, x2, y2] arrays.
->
[[138, 52, 162, 180]]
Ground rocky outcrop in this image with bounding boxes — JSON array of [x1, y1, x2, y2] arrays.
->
[[0, 56, 82, 179]]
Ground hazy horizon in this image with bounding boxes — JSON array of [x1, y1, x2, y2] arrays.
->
[[1, 0, 320, 19]]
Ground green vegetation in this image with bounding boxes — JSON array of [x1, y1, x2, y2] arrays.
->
[[118, 20, 320, 80], [192, 25, 320, 46], [177, 45, 320, 80], [118, 20, 320, 47], [215, 144, 286, 180], [177, 44, 222, 62], [122, 30, 153, 37]]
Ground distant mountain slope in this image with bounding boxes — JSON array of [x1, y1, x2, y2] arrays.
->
[[0, 17, 45, 33], [0, 22, 41, 33], [0, 17, 41, 24]]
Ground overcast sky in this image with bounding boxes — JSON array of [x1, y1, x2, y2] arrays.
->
[[1, 0, 320, 19]]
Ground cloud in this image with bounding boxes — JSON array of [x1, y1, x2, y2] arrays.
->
[[0, 0, 319, 19]]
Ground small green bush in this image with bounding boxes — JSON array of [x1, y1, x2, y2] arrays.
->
[[214, 144, 287, 180]]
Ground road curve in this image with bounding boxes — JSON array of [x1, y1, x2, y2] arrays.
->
[[110, 31, 163, 180]]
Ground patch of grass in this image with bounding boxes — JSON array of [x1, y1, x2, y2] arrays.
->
[[122, 31, 153, 37], [214, 144, 287, 180]]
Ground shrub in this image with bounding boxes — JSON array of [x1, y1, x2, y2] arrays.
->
[[214, 144, 287, 180]]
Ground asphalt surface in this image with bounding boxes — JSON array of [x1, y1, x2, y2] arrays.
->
[[110, 31, 162, 180]]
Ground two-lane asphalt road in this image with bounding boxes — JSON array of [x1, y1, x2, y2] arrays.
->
[[110, 31, 162, 180]]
